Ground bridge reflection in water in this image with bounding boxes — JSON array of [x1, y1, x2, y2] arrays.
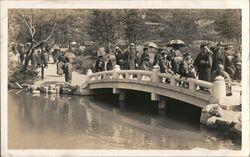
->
[[8, 90, 240, 149]]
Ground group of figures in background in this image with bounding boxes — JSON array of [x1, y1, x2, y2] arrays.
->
[[95, 41, 241, 95], [9, 39, 242, 94], [10, 42, 74, 83]]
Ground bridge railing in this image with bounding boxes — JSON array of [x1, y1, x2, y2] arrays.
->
[[157, 72, 213, 94], [88, 71, 113, 81], [116, 70, 152, 81], [86, 65, 226, 105]]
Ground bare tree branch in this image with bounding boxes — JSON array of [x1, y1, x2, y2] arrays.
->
[[17, 10, 33, 37], [41, 22, 56, 42]]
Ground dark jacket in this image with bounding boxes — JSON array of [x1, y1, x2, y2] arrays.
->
[[194, 52, 212, 82]]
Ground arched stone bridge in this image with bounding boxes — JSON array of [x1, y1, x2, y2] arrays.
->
[[83, 65, 229, 109]]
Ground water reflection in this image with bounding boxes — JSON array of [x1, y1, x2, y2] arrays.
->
[[8, 90, 240, 149]]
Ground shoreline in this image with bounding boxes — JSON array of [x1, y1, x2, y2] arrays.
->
[[8, 59, 242, 136]]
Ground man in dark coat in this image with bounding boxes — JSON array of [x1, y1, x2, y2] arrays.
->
[[115, 47, 125, 69], [140, 47, 149, 64], [123, 46, 129, 70], [95, 55, 105, 72], [153, 48, 165, 73], [193, 44, 213, 82], [211, 42, 225, 73]]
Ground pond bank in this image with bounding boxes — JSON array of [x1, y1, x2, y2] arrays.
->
[[8, 60, 242, 137]]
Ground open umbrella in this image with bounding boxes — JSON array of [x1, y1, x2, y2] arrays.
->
[[64, 52, 76, 62], [167, 40, 185, 47]]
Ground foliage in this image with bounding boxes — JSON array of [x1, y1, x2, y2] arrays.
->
[[123, 10, 146, 44], [87, 10, 123, 52], [9, 66, 39, 84]]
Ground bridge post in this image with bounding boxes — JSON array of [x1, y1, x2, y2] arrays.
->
[[87, 69, 93, 75], [152, 64, 160, 83], [151, 64, 161, 101], [86, 69, 93, 81], [211, 76, 226, 104], [113, 65, 121, 79]]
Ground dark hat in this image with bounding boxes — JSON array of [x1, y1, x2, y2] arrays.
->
[[200, 44, 207, 48], [158, 48, 163, 52]]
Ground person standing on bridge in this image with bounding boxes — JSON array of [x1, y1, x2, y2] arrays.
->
[[153, 48, 165, 73], [126, 43, 137, 70], [194, 44, 213, 83], [115, 47, 125, 70], [95, 55, 105, 72]]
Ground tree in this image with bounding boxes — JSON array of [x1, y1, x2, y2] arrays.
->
[[9, 9, 56, 71], [123, 10, 146, 44], [214, 10, 241, 43], [87, 10, 123, 53]]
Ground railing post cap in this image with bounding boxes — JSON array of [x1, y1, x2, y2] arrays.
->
[[86, 69, 93, 75], [153, 64, 160, 70], [113, 65, 120, 70], [214, 76, 225, 81]]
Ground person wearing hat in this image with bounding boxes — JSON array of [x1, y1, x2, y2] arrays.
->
[[153, 48, 165, 73], [125, 43, 137, 70], [114, 46, 124, 69], [211, 64, 232, 96], [194, 44, 213, 85]]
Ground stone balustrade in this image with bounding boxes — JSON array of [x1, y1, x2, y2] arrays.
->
[[85, 65, 225, 108]]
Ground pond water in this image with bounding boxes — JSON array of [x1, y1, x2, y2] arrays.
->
[[8, 89, 241, 149]]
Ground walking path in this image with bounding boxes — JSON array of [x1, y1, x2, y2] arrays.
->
[[35, 58, 87, 86]]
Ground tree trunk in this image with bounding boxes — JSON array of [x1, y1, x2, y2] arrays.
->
[[21, 48, 34, 72]]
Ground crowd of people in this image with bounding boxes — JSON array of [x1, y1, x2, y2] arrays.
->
[[10, 42, 74, 84], [10, 40, 242, 92], [95, 42, 241, 95]]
